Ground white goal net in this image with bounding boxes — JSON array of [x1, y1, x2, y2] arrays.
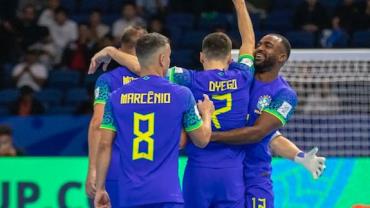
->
[[232, 49, 370, 156]]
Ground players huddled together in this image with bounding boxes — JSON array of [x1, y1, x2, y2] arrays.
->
[[86, 0, 326, 207]]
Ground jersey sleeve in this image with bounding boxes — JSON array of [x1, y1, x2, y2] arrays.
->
[[181, 88, 203, 132], [263, 88, 298, 126], [229, 54, 255, 76], [100, 100, 117, 132], [166, 66, 193, 87], [94, 75, 110, 105]]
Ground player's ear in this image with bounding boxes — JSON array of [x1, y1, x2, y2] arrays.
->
[[200, 52, 205, 64], [159, 53, 165, 67], [278, 53, 287, 63]]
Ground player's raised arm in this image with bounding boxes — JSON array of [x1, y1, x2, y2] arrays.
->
[[184, 94, 215, 148], [89, 46, 140, 74], [233, 0, 255, 56], [270, 133, 326, 179], [212, 88, 298, 144]]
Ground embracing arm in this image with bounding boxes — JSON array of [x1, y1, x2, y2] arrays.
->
[[89, 46, 140, 74], [212, 112, 282, 144]]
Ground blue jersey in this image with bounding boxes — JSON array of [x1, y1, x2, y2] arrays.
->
[[94, 66, 139, 180], [167, 54, 254, 168], [101, 75, 203, 207], [244, 75, 298, 180]]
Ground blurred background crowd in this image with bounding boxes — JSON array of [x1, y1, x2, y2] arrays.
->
[[0, 0, 369, 117]]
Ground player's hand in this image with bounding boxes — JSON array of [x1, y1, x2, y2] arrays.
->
[[85, 170, 96, 198], [94, 190, 111, 208], [294, 147, 326, 179], [88, 47, 112, 74], [197, 94, 215, 116]]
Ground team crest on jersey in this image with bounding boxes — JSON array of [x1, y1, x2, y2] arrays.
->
[[255, 95, 271, 114]]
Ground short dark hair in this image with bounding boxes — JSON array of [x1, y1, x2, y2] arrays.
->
[[202, 32, 232, 60], [269, 33, 291, 59], [136, 33, 169, 66], [120, 25, 147, 49], [0, 125, 12, 136]]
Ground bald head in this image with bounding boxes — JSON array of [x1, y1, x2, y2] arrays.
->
[[268, 34, 291, 59], [254, 34, 291, 72]]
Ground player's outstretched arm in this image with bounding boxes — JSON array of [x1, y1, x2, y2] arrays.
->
[[270, 134, 326, 179], [212, 111, 282, 144], [95, 129, 115, 208], [269, 131, 300, 159], [186, 95, 215, 148], [233, 0, 255, 56], [88, 46, 140, 74]]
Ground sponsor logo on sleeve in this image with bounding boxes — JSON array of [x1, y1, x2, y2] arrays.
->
[[278, 101, 292, 118], [175, 67, 183, 73], [95, 87, 100, 99], [240, 58, 253, 67]]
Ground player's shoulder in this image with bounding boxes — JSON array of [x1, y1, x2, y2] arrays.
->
[[277, 76, 296, 95], [274, 76, 298, 103], [96, 72, 111, 86], [167, 66, 194, 86], [228, 59, 255, 77], [110, 66, 138, 77], [168, 81, 193, 96], [169, 66, 195, 75], [108, 84, 128, 101]]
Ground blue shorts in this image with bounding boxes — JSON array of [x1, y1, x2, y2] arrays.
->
[[245, 180, 274, 208], [106, 180, 119, 208], [122, 203, 184, 208], [183, 165, 245, 208]]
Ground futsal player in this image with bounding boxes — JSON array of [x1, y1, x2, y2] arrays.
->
[[85, 26, 146, 207], [166, 0, 255, 206], [94, 33, 214, 208], [211, 34, 326, 208]]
